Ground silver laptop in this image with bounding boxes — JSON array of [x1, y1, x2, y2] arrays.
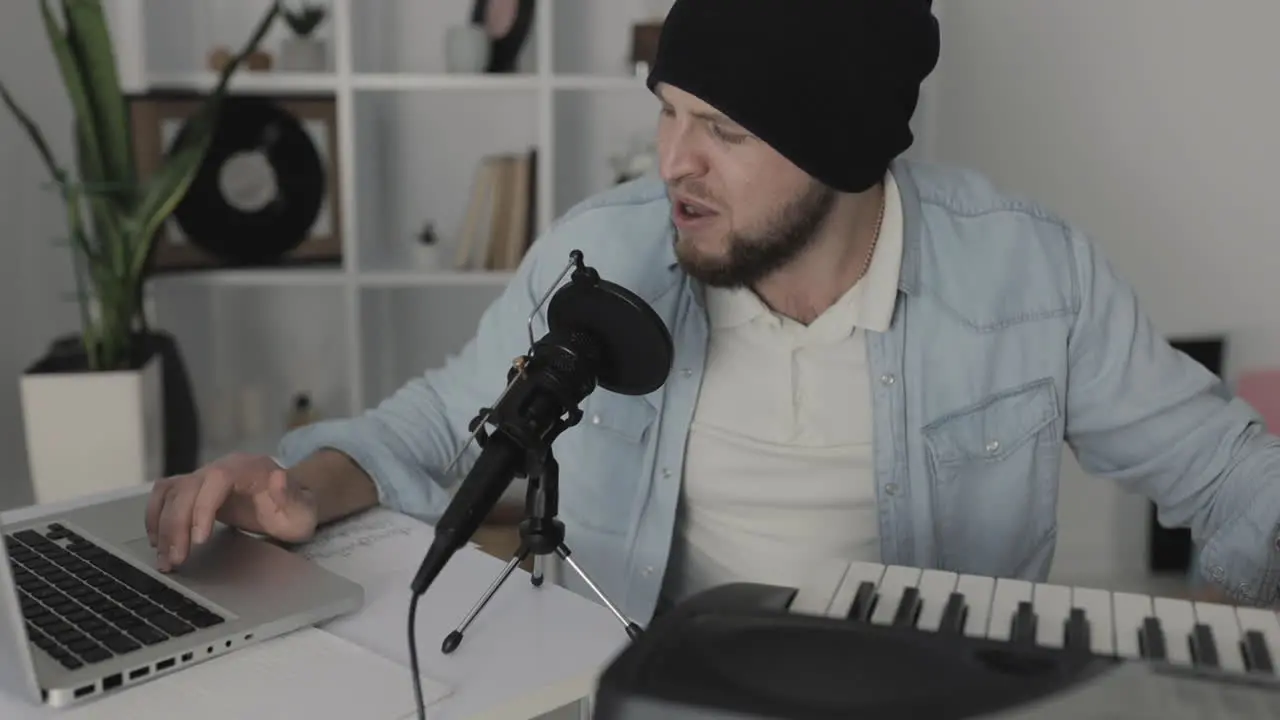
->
[[0, 490, 363, 708]]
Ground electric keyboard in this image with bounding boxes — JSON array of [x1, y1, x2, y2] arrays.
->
[[593, 560, 1280, 719]]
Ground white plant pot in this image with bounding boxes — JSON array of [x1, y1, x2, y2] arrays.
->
[[19, 353, 164, 505], [279, 36, 329, 72]]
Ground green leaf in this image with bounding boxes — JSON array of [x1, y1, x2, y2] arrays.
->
[[0, 81, 67, 184], [38, 0, 107, 195], [62, 0, 134, 202]]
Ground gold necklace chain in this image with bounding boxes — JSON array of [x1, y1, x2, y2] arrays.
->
[[857, 187, 887, 282]]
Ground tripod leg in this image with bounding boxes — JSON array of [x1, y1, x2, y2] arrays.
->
[[556, 545, 644, 640], [531, 555, 544, 587], [442, 545, 528, 654]]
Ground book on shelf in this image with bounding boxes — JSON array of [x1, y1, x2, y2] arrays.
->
[[453, 148, 538, 272]]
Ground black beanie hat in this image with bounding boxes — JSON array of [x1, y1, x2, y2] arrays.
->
[[646, 0, 940, 193]]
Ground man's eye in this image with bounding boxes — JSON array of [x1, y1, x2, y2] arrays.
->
[[712, 125, 746, 144]]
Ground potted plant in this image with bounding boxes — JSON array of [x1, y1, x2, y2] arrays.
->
[[0, 0, 278, 504], [279, 2, 329, 72]]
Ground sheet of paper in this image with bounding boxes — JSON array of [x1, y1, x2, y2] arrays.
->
[[292, 508, 439, 587], [5, 628, 452, 720]]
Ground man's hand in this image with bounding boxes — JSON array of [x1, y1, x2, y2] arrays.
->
[[145, 453, 318, 572]]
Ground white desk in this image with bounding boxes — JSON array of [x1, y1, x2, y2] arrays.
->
[[0, 485, 631, 719]]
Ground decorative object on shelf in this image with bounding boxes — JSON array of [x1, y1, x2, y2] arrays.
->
[[285, 392, 319, 430], [1, 0, 277, 504], [470, 0, 536, 73], [279, 1, 329, 72], [208, 45, 273, 73], [629, 0, 671, 76], [410, 221, 443, 271], [610, 135, 658, 185], [453, 148, 538, 271], [629, 23, 664, 77], [445, 23, 489, 74], [128, 92, 343, 270]]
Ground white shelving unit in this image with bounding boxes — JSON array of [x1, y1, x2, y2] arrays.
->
[[128, 0, 668, 460]]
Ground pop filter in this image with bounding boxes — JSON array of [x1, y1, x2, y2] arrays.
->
[[546, 262, 674, 397]]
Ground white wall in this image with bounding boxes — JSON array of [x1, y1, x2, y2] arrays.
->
[[929, 0, 1280, 589], [0, 0, 83, 510]]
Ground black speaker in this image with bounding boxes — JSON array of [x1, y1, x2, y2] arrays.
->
[[1147, 336, 1226, 573]]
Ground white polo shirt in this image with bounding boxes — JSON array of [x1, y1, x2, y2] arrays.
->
[[661, 171, 905, 604]]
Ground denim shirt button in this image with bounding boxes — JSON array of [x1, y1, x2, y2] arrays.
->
[[884, 483, 900, 496], [591, 414, 601, 425], [661, 467, 672, 479], [1211, 566, 1226, 581], [680, 368, 693, 378], [985, 440, 1001, 454], [879, 374, 896, 386]]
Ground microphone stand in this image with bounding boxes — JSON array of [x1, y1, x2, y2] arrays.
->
[[441, 434, 644, 654]]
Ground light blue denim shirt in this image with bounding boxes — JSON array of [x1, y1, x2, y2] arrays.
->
[[278, 157, 1280, 623]]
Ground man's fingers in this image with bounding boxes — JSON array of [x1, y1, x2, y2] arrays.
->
[[157, 474, 207, 569], [267, 469, 290, 509], [145, 479, 173, 546], [190, 469, 235, 546], [253, 469, 288, 527]]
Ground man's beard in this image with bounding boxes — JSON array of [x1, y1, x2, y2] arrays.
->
[[672, 180, 837, 289]]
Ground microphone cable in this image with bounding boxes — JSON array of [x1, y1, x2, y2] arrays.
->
[[408, 591, 426, 720], [404, 369, 522, 720]]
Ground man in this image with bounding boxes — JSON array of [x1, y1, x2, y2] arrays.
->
[[146, 0, 1280, 625]]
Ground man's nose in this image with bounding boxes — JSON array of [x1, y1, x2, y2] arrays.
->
[[658, 128, 705, 183]]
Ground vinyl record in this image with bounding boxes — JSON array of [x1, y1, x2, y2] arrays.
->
[[170, 96, 325, 265]]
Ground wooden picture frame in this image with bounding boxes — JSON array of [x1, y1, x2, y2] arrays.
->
[[127, 91, 343, 272]]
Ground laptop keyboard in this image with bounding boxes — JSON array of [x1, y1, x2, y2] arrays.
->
[[5, 523, 224, 671]]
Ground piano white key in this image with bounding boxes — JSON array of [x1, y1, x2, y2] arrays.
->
[[789, 557, 852, 616], [987, 578, 1034, 641], [915, 570, 959, 632], [1235, 607, 1280, 673], [1032, 583, 1072, 649], [1192, 601, 1247, 673], [954, 573, 995, 639], [869, 565, 922, 627], [1152, 597, 1196, 666], [1070, 586, 1115, 656], [827, 561, 885, 619], [1111, 592, 1152, 660]]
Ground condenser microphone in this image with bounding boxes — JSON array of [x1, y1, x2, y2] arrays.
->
[[409, 250, 675, 597]]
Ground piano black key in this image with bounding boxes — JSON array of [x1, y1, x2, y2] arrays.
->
[[1242, 630, 1275, 674], [848, 582, 878, 622], [892, 587, 922, 628], [938, 593, 967, 634], [1139, 617, 1167, 661], [1064, 607, 1091, 653], [1010, 601, 1037, 645], [1190, 623, 1220, 669]]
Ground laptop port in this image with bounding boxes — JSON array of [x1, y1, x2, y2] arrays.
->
[[103, 674, 122, 690], [181, 652, 192, 662], [75, 684, 94, 698], [156, 658, 175, 670], [128, 667, 149, 680]]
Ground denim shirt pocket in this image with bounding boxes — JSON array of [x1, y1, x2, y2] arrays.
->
[[922, 377, 1063, 577], [556, 394, 657, 536]]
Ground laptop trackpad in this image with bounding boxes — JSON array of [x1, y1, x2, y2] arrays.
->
[[120, 528, 317, 613]]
